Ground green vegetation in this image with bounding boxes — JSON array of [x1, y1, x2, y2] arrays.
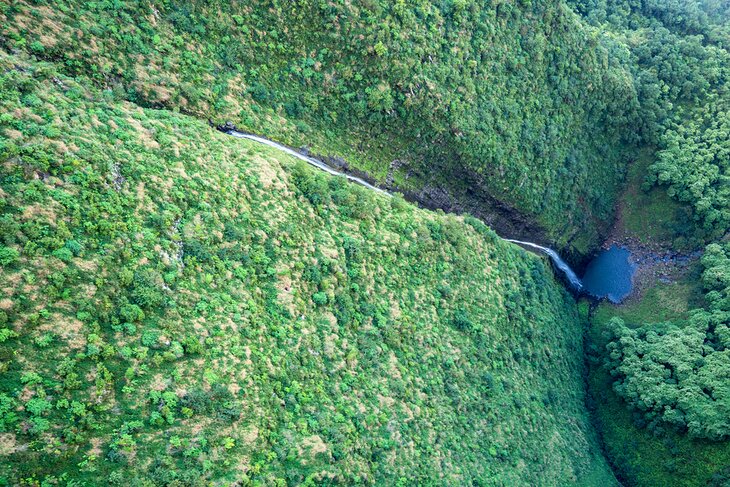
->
[[602, 244, 730, 441], [615, 149, 689, 246], [566, 1, 730, 484], [2, 0, 730, 485], [649, 98, 730, 243], [572, 0, 730, 247], [0, 0, 643, 255], [605, 243, 730, 441], [585, 261, 730, 486], [0, 51, 615, 485]]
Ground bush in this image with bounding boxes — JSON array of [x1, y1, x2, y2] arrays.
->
[[0, 246, 19, 266], [52, 247, 73, 262], [119, 304, 145, 323], [65, 239, 83, 256], [452, 309, 474, 332], [312, 292, 328, 306]]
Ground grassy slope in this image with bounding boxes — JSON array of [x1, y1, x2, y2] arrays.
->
[[0, 51, 616, 485], [617, 149, 686, 246], [0, 0, 640, 256]]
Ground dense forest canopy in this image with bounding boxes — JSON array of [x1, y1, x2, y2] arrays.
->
[[0, 0, 643, 255], [564, 1, 730, 485], [1, 0, 730, 485], [571, 0, 730, 245], [606, 242, 730, 441]]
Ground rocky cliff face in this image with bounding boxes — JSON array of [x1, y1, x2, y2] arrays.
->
[[311, 142, 598, 267]]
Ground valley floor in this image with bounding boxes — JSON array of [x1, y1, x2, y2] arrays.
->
[[584, 152, 730, 486]]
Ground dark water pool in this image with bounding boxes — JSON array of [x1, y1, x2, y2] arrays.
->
[[581, 245, 636, 303]]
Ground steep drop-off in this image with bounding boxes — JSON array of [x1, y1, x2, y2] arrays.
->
[[0, 51, 616, 485], [0, 0, 641, 258]]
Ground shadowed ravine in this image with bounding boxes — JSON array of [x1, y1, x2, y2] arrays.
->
[[226, 129, 584, 291]]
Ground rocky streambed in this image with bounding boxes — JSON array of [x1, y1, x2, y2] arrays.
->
[[591, 234, 703, 304]]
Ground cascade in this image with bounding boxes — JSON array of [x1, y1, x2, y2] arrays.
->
[[505, 239, 583, 291], [225, 129, 583, 291]]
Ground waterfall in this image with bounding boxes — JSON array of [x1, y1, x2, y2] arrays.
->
[[229, 131, 390, 196], [224, 128, 583, 291], [505, 239, 583, 290]]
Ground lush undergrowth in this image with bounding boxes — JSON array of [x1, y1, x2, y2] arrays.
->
[[0, 51, 616, 485], [585, 263, 730, 487], [570, 1, 730, 484], [0, 0, 643, 255]]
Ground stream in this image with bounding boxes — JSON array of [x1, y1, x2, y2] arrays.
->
[[225, 128, 591, 293], [505, 240, 583, 290], [229, 131, 388, 195]]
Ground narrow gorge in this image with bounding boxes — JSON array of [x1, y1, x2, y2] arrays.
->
[[1, 1, 729, 485]]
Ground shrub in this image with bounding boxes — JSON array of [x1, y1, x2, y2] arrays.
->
[[0, 246, 19, 266], [52, 247, 73, 262], [0, 328, 18, 343], [452, 309, 474, 332], [312, 292, 328, 306], [119, 304, 145, 323], [65, 239, 83, 256]]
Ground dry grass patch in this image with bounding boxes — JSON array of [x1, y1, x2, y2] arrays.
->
[[298, 435, 328, 464], [41, 313, 85, 349], [0, 433, 18, 456]]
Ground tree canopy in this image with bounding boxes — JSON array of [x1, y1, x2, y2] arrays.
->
[[606, 242, 730, 440]]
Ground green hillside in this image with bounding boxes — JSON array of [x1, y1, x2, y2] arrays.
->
[[0, 0, 641, 256], [2, 0, 730, 486], [565, 1, 730, 485], [0, 51, 615, 485]]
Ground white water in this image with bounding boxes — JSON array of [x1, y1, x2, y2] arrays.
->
[[229, 131, 390, 196], [225, 130, 583, 291], [505, 239, 583, 290]]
